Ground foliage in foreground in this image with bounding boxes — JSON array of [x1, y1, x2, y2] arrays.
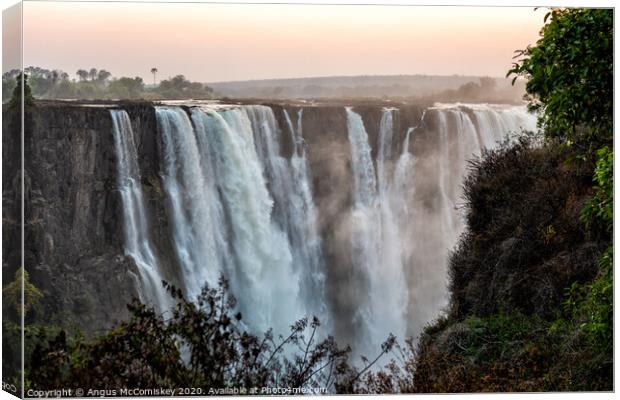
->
[[414, 310, 611, 392], [26, 278, 400, 394]]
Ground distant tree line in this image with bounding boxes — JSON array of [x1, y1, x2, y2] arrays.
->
[[2, 67, 214, 102], [213, 77, 526, 103], [3, 67, 526, 103]]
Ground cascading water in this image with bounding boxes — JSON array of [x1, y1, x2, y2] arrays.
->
[[343, 104, 537, 350], [110, 109, 169, 311], [391, 121, 420, 257], [345, 107, 408, 357], [114, 101, 536, 360], [435, 110, 460, 243], [281, 108, 327, 322], [469, 104, 538, 148], [156, 107, 225, 299], [156, 105, 312, 335], [393, 115, 421, 199]]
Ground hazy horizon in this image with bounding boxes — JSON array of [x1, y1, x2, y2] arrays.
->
[[1, 68, 527, 84], [13, 2, 545, 82], [203, 73, 508, 85]]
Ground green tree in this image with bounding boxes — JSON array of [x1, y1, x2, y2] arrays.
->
[[88, 67, 98, 81], [2, 70, 18, 102], [107, 76, 145, 99], [156, 74, 213, 99], [96, 69, 112, 83], [46, 79, 77, 99], [508, 7, 613, 238], [3, 267, 43, 318], [581, 145, 613, 233], [9, 73, 35, 109], [508, 8, 613, 152]]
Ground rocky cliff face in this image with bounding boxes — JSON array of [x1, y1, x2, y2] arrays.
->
[[4, 102, 183, 329], [5, 103, 131, 329], [3, 100, 426, 332], [2, 106, 20, 286]]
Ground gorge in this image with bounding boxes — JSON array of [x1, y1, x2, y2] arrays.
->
[[4, 100, 536, 357]]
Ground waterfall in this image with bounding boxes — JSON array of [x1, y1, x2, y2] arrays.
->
[[468, 104, 538, 149], [393, 109, 426, 198], [343, 104, 536, 348], [392, 126, 416, 223], [110, 109, 168, 311], [112, 101, 537, 359], [393, 109, 424, 197], [443, 109, 482, 238], [155, 107, 225, 299], [376, 108, 395, 195], [282, 108, 327, 321], [345, 107, 408, 356], [156, 105, 310, 335], [436, 111, 459, 242], [346, 108, 378, 207], [375, 108, 409, 346]]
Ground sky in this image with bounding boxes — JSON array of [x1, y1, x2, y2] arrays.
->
[[13, 1, 545, 83]]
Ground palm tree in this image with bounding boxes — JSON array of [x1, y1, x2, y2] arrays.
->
[[151, 67, 158, 86]]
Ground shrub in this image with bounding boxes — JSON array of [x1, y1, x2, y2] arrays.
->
[[26, 277, 400, 393]]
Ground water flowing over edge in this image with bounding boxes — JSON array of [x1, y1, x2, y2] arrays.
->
[[110, 109, 169, 311], [110, 102, 538, 358]]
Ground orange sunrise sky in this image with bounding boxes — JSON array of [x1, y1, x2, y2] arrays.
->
[[15, 1, 545, 83]]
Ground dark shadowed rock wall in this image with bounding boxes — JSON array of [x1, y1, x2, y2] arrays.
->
[[3, 102, 179, 330]]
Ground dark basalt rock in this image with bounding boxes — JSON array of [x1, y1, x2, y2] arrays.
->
[[3, 101, 180, 330]]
